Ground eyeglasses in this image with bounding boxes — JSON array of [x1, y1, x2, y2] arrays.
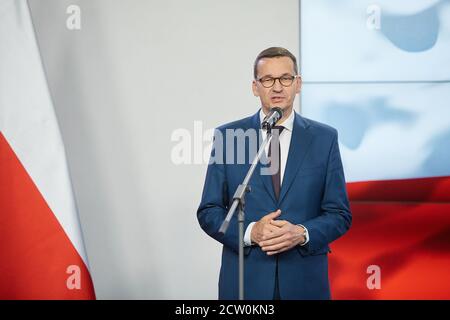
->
[[256, 75, 297, 88]]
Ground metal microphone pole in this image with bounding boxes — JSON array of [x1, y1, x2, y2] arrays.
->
[[218, 128, 273, 300]]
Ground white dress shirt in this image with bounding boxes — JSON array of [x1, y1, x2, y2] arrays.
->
[[243, 109, 309, 247]]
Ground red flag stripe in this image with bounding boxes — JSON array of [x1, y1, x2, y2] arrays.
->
[[347, 176, 450, 202], [0, 132, 95, 299], [330, 189, 450, 299]]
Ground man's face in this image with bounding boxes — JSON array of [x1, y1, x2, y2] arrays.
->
[[252, 56, 301, 115]]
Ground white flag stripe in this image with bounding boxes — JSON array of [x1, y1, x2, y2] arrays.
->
[[0, 0, 89, 267], [302, 83, 450, 182]]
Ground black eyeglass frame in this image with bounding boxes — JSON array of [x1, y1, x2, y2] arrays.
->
[[256, 75, 299, 88]]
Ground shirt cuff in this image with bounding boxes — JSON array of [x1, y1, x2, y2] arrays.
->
[[298, 224, 309, 246], [244, 222, 256, 246]]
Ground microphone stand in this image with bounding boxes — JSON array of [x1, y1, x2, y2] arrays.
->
[[218, 127, 273, 300]]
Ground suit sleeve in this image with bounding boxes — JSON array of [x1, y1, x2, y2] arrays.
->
[[197, 128, 251, 254], [297, 130, 352, 255]]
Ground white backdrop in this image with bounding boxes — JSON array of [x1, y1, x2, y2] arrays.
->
[[28, 0, 299, 299]]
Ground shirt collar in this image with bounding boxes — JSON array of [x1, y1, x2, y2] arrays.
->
[[259, 108, 295, 132]]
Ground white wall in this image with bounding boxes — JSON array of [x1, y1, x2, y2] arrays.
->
[[29, 0, 299, 299]]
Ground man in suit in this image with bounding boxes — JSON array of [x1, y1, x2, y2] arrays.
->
[[197, 47, 352, 300]]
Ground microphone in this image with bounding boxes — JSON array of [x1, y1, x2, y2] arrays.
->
[[261, 107, 283, 130]]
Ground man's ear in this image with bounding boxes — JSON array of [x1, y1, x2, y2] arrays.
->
[[252, 80, 259, 97], [295, 75, 302, 94]]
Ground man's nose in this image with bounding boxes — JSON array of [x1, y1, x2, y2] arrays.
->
[[272, 79, 283, 92]]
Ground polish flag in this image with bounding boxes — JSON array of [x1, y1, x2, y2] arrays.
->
[[303, 84, 450, 299], [0, 0, 95, 299], [300, 0, 450, 299]]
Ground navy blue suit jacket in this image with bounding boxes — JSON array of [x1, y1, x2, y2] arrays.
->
[[197, 110, 352, 300]]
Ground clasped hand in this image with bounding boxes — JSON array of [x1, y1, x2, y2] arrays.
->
[[250, 209, 306, 255]]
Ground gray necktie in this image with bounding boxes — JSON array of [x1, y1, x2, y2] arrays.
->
[[268, 126, 285, 200]]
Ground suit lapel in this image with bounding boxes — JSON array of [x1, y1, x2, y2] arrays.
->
[[278, 112, 313, 205]]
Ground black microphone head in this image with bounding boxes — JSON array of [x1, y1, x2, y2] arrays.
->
[[261, 107, 284, 130], [271, 107, 283, 118]]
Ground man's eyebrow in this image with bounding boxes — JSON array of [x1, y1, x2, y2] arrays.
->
[[259, 72, 293, 78]]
